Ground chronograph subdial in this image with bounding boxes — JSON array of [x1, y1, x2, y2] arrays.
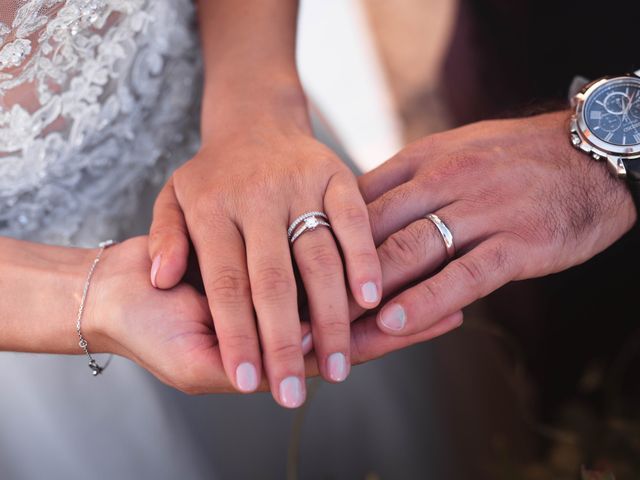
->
[[598, 113, 622, 132], [603, 91, 630, 114], [630, 101, 640, 120]]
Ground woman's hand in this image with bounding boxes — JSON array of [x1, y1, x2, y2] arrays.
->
[[83, 237, 233, 394], [83, 237, 424, 396], [148, 126, 382, 407]]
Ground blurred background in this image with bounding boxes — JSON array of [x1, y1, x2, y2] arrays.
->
[[298, 0, 456, 172]]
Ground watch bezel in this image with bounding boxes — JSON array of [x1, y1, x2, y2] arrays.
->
[[574, 75, 640, 159]]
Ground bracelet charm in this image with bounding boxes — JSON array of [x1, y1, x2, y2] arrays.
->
[[75, 239, 116, 376]]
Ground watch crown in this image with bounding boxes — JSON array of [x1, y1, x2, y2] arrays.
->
[[571, 133, 582, 147]]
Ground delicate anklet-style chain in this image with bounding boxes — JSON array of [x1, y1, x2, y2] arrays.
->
[[76, 240, 116, 376]]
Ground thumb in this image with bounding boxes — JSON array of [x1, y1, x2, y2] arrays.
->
[[149, 177, 190, 289]]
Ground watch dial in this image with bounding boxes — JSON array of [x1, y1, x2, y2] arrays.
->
[[584, 78, 640, 146]]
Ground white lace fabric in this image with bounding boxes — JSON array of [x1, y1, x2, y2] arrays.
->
[[0, 0, 202, 246]]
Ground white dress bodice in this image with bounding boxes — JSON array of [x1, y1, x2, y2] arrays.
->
[[0, 0, 201, 246]]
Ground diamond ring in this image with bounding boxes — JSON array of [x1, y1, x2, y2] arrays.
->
[[288, 212, 332, 244]]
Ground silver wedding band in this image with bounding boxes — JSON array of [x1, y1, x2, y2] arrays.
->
[[425, 213, 455, 259], [288, 212, 332, 245]]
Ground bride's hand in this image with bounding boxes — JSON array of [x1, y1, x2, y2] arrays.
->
[[84, 236, 233, 394], [147, 123, 382, 407], [84, 236, 425, 396]]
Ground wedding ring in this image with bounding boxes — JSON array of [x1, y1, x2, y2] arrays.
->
[[288, 213, 331, 244], [425, 213, 455, 259], [288, 211, 329, 238]]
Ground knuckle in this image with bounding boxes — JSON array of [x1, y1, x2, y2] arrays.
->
[[208, 267, 251, 302], [486, 242, 511, 274], [350, 250, 379, 270], [313, 317, 349, 341], [299, 244, 342, 279], [149, 224, 186, 244], [379, 227, 424, 270], [264, 340, 302, 362], [331, 205, 369, 229], [242, 170, 284, 199], [251, 266, 296, 302], [482, 240, 519, 281], [423, 151, 483, 185], [218, 331, 258, 351], [379, 184, 415, 214], [415, 280, 440, 310], [453, 257, 485, 287]]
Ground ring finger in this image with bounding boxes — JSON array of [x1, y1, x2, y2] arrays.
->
[[372, 206, 485, 330], [373, 205, 508, 334], [290, 208, 350, 383]]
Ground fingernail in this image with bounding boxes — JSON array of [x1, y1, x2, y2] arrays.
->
[[235, 362, 258, 393], [301, 333, 313, 355], [361, 281, 380, 304], [279, 377, 304, 408], [327, 352, 349, 382], [380, 304, 406, 331], [150, 255, 161, 288]]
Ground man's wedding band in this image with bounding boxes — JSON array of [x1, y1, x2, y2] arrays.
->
[[288, 212, 331, 244], [425, 213, 455, 259]]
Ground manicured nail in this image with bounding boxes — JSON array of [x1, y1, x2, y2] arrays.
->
[[380, 303, 406, 331], [301, 333, 313, 355], [361, 281, 380, 304], [327, 352, 349, 382], [150, 255, 161, 288], [235, 362, 258, 392], [279, 376, 304, 408]]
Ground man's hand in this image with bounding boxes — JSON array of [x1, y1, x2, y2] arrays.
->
[[358, 111, 636, 336]]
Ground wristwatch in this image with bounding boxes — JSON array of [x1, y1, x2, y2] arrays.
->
[[569, 69, 640, 212]]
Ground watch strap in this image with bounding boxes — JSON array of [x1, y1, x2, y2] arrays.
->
[[622, 158, 640, 219]]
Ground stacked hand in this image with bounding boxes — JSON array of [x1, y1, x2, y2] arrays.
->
[[95, 111, 635, 406], [146, 125, 382, 407], [88, 236, 452, 395]]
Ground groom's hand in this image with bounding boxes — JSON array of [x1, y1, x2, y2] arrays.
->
[[357, 111, 636, 337]]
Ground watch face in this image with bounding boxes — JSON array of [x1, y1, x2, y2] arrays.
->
[[584, 78, 640, 146]]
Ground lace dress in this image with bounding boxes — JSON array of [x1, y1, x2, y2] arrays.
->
[[0, 0, 201, 245], [0, 2, 213, 478]]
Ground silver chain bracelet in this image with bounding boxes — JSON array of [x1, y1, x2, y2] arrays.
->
[[76, 240, 116, 376]]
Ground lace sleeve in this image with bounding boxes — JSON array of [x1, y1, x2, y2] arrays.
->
[[0, 0, 202, 246]]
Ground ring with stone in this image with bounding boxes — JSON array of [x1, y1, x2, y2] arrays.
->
[[288, 212, 332, 244]]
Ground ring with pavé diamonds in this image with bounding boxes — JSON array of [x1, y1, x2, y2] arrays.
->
[[424, 213, 455, 259], [288, 211, 332, 245]]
